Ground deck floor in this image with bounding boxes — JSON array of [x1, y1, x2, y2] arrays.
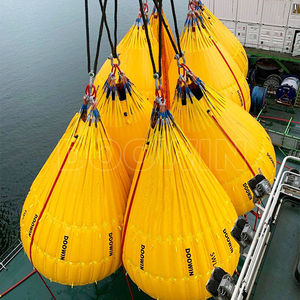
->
[[250, 198, 300, 300]]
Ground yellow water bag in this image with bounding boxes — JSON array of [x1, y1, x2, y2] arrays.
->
[[150, 9, 176, 105], [195, 3, 248, 77], [93, 16, 158, 103], [122, 106, 239, 300], [169, 13, 250, 111], [20, 110, 130, 285], [96, 70, 152, 179], [171, 68, 276, 215]]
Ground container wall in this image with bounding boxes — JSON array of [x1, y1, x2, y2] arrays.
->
[[245, 24, 261, 48], [204, 0, 300, 54], [293, 32, 300, 56], [261, 0, 291, 26], [288, 2, 300, 27], [259, 25, 286, 52], [237, 0, 264, 23], [214, 0, 237, 20]]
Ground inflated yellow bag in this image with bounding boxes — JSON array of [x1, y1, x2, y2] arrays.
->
[[169, 11, 251, 111], [93, 14, 158, 103], [195, 2, 248, 77], [150, 8, 175, 105], [20, 110, 130, 285], [96, 69, 152, 179], [171, 66, 276, 215], [122, 104, 239, 300]]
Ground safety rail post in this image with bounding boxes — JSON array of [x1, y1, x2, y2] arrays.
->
[[243, 178, 300, 295], [284, 117, 293, 135], [256, 108, 264, 121]]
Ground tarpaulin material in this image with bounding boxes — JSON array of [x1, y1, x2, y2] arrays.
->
[[122, 107, 239, 300], [20, 111, 130, 285], [196, 2, 248, 77], [168, 11, 251, 111], [171, 67, 276, 215], [93, 16, 158, 103], [96, 69, 153, 179]]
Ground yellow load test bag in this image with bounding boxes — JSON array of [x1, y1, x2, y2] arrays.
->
[[169, 12, 251, 111], [122, 105, 239, 300], [93, 12, 158, 103], [171, 65, 276, 215], [150, 8, 176, 105], [20, 109, 130, 285], [194, 2, 248, 77], [96, 68, 152, 179]]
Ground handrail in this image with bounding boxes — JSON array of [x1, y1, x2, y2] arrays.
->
[[232, 156, 300, 299], [0, 240, 23, 272]]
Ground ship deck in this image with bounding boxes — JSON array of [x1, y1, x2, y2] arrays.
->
[[249, 197, 300, 300]]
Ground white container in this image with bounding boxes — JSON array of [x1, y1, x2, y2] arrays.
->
[[288, 2, 300, 27], [261, 0, 290, 26], [237, 0, 264, 23], [245, 24, 261, 48], [259, 25, 286, 52], [214, 0, 237, 21], [293, 32, 300, 56], [236, 22, 247, 44], [202, 0, 300, 55], [284, 27, 296, 53]]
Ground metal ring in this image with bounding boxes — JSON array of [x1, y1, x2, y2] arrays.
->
[[108, 54, 121, 67], [175, 53, 186, 68]]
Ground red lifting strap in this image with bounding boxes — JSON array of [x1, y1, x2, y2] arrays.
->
[[85, 84, 97, 98]]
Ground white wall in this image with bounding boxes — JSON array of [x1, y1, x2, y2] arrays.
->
[[201, 0, 300, 55]]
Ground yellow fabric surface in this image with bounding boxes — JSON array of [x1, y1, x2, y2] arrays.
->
[[168, 19, 251, 111], [200, 5, 248, 77], [96, 72, 153, 179], [122, 109, 239, 300], [171, 74, 276, 215], [93, 20, 158, 103], [20, 112, 130, 285]]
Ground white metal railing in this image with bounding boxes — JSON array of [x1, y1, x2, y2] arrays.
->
[[231, 156, 300, 300], [0, 240, 23, 272]]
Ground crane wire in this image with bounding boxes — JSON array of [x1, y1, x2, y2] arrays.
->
[[138, 0, 158, 76], [152, 0, 178, 56], [94, 0, 108, 72], [138, 0, 162, 78], [169, 0, 183, 56], [84, 0, 91, 73], [99, 0, 118, 58], [84, 0, 108, 74]]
